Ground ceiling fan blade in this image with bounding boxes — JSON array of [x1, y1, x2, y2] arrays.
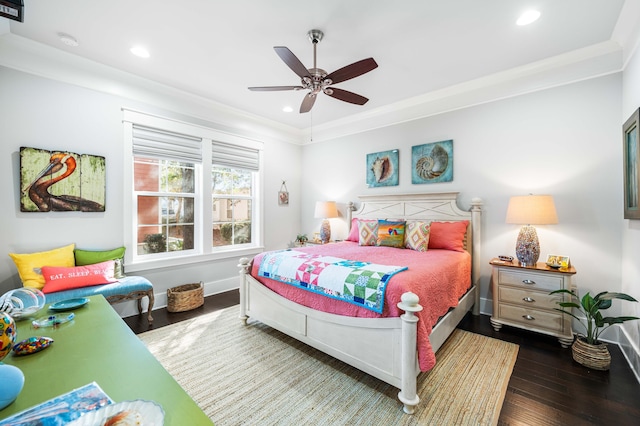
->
[[325, 58, 378, 85], [300, 93, 316, 113], [248, 86, 303, 91], [274, 46, 311, 79], [325, 87, 369, 105]]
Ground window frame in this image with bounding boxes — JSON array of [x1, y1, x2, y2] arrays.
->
[[123, 109, 264, 272]]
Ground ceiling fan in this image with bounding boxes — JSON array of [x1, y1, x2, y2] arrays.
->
[[248, 29, 378, 113]]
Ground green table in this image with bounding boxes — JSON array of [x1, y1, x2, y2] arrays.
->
[[0, 295, 212, 425]]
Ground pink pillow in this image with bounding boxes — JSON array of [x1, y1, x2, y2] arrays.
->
[[41, 260, 117, 294], [428, 221, 469, 252], [346, 218, 359, 242]]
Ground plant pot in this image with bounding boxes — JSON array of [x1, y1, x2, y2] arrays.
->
[[571, 336, 611, 371]]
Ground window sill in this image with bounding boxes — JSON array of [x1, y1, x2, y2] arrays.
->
[[126, 246, 264, 273]]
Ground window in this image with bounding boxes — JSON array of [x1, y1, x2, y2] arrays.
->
[[123, 110, 263, 267]]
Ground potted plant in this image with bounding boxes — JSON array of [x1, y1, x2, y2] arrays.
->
[[550, 289, 639, 370], [295, 234, 308, 246]]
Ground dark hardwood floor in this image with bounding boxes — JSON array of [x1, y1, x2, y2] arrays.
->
[[125, 290, 640, 426]]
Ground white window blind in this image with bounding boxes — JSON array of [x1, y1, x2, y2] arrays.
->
[[133, 124, 202, 163], [212, 141, 259, 171]]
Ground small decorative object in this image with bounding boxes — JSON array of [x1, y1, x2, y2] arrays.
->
[[411, 140, 453, 184], [278, 181, 289, 205], [0, 364, 25, 410], [506, 194, 558, 266], [167, 282, 204, 312], [0, 287, 46, 320], [295, 234, 308, 246], [65, 399, 165, 425], [550, 289, 639, 370], [623, 108, 640, 219], [49, 297, 90, 312], [19, 147, 106, 212], [314, 201, 339, 243], [366, 149, 399, 187], [545, 255, 570, 269], [32, 313, 75, 329], [13, 336, 54, 356], [1, 312, 17, 361]]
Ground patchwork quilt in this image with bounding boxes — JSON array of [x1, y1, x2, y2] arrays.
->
[[257, 249, 408, 313]]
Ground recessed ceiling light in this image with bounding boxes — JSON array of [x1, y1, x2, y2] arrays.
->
[[58, 32, 79, 47], [517, 10, 541, 26], [282, 106, 293, 113], [130, 45, 150, 58]]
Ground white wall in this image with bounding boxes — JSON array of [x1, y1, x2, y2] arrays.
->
[[301, 75, 623, 322], [0, 65, 302, 316], [621, 40, 640, 377]]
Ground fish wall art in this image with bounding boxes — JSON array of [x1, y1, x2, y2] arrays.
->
[[19, 147, 106, 212]]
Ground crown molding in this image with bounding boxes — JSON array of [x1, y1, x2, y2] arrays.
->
[[303, 41, 623, 144], [0, 33, 304, 146]]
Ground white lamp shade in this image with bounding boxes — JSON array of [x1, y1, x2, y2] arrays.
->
[[314, 201, 338, 219], [506, 195, 558, 225]]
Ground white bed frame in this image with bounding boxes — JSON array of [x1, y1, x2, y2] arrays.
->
[[238, 192, 482, 414]]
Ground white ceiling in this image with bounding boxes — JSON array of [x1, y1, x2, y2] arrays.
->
[[3, 0, 637, 132]]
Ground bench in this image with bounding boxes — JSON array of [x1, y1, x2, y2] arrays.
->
[[44, 276, 155, 322]]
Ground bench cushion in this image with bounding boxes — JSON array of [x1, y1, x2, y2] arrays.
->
[[44, 276, 153, 304]]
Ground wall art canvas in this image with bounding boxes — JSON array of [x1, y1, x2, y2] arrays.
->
[[20, 146, 106, 212], [411, 139, 453, 184], [366, 149, 399, 187]]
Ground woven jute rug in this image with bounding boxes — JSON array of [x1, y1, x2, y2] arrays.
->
[[139, 306, 518, 425]]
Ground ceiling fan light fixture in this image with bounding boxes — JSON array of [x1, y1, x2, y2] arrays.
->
[[282, 106, 293, 113], [517, 10, 541, 26]]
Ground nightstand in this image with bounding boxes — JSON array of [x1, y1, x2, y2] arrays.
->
[[304, 240, 334, 246], [489, 258, 576, 347]]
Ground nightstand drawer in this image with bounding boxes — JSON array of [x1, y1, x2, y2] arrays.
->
[[498, 287, 561, 310], [498, 304, 563, 332], [498, 270, 563, 291]]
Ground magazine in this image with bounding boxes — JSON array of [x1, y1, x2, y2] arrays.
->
[[0, 382, 112, 426]]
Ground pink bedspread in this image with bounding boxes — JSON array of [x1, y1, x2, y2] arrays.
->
[[250, 241, 471, 371]]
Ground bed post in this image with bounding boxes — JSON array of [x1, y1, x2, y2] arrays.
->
[[347, 201, 356, 231], [238, 257, 251, 325], [470, 198, 483, 315], [397, 292, 423, 414]]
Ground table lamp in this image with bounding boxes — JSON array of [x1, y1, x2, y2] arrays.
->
[[506, 194, 558, 266], [314, 201, 338, 243]]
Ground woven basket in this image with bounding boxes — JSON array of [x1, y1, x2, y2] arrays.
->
[[167, 282, 204, 313], [572, 336, 611, 371]]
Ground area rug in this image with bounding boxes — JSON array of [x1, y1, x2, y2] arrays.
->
[[139, 306, 518, 425]]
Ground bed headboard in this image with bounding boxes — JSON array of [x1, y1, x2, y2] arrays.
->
[[347, 192, 483, 309]]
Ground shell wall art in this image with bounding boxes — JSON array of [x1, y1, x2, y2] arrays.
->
[[366, 149, 399, 187], [411, 140, 453, 184]]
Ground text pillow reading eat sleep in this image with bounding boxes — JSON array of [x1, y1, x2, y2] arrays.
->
[[40, 260, 117, 294]]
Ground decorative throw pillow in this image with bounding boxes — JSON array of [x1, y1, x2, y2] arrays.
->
[[75, 247, 126, 279], [428, 221, 469, 252], [41, 260, 117, 294], [357, 219, 378, 246], [405, 221, 431, 252], [346, 218, 360, 242], [377, 220, 406, 248], [8, 244, 76, 290]]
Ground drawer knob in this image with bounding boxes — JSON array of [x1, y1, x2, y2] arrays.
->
[[522, 297, 535, 303], [522, 279, 536, 285], [522, 314, 535, 321]]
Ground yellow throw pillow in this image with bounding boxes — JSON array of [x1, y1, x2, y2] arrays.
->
[[8, 244, 76, 290]]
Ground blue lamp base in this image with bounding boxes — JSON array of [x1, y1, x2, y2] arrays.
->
[[320, 219, 331, 243]]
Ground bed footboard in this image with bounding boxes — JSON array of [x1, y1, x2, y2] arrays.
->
[[237, 257, 422, 414]]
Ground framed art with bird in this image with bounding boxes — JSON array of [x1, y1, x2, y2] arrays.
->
[[19, 147, 106, 212]]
